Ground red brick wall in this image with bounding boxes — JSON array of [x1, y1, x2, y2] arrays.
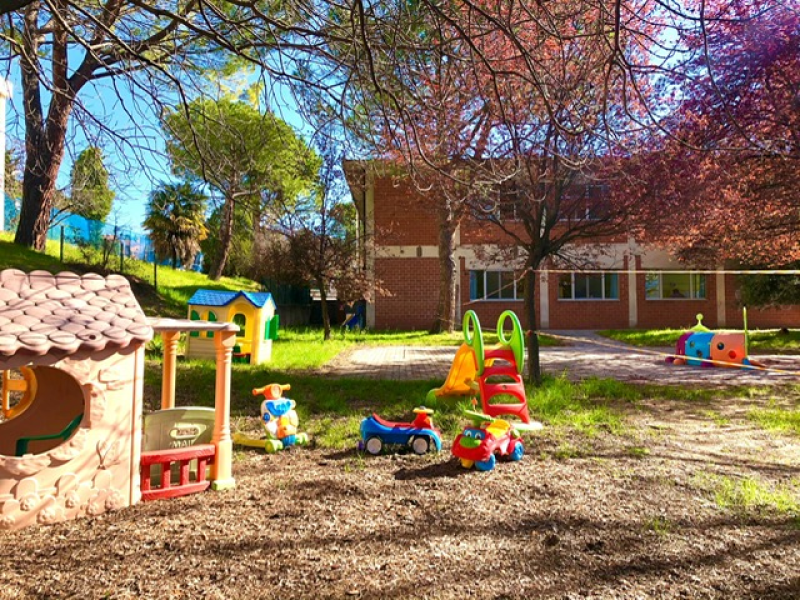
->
[[459, 214, 628, 247], [374, 257, 440, 329], [723, 275, 800, 328], [372, 256, 800, 331], [367, 180, 800, 331], [460, 216, 527, 245], [548, 270, 630, 329], [373, 176, 439, 246]]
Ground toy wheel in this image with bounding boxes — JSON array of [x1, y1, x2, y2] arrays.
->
[[510, 441, 524, 461], [411, 436, 430, 455], [365, 436, 383, 455], [265, 439, 283, 453], [460, 458, 474, 469], [475, 455, 496, 471]]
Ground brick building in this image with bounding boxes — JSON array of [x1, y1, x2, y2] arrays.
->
[[345, 162, 800, 331]]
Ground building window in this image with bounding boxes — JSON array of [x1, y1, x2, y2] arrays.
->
[[645, 273, 706, 300], [558, 273, 619, 300], [474, 180, 525, 222], [469, 270, 522, 301], [558, 184, 610, 222]]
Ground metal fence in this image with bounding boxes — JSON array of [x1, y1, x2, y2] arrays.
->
[[3, 196, 201, 271]]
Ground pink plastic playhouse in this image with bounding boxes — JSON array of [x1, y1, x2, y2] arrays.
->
[[0, 269, 238, 530]]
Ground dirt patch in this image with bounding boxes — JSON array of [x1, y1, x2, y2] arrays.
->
[[2, 390, 799, 599]]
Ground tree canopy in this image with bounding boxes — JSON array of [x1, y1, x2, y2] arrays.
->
[[254, 133, 370, 339], [627, 4, 799, 268], [64, 147, 115, 222], [2, 0, 289, 250], [2, 0, 795, 329], [163, 97, 320, 279], [143, 182, 208, 270]]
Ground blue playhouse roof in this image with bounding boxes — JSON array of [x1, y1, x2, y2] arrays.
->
[[188, 289, 275, 309]]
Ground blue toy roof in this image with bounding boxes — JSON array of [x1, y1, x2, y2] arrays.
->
[[188, 289, 275, 309]]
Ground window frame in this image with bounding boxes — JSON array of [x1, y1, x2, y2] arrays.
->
[[557, 184, 609, 222], [469, 270, 524, 301], [645, 272, 707, 300], [557, 272, 619, 301]]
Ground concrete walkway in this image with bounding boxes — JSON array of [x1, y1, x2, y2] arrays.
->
[[321, 331, 799, 386]]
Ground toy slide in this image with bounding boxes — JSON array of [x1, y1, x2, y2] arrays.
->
[[426, 343, 478, 403]]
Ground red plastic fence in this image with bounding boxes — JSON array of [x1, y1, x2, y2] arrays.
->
[[140, 444, 216, 501]]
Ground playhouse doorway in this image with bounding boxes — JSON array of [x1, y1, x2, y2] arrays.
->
[[0, 366, 85, 457]]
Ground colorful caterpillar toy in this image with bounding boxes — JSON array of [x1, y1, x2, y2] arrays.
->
[[666, 313, 763, 369]]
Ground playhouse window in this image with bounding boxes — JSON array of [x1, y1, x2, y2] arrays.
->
[[558, 273, 618, 300], [0, 366, 84, 457], [206, 311, 217, 338], [469, 270, 522, 301], [645, 273, 706, 300], [189, 310, 200, 337], [232, 313, 247, 337]]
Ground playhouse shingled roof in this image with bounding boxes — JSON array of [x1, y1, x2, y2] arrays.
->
[[188, 289, 275, 309], [0, 269, 153, 362]]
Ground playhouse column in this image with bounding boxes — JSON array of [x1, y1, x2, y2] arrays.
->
[[160, 330, 180, 410], [211, 329, 237, 490]]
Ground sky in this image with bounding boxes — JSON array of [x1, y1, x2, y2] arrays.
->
[[4, 65, 311, 235]]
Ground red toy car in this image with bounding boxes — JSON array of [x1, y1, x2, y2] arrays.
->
[[451, 411, 524, 471]]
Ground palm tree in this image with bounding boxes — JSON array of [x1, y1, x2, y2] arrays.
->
[[144, 182, 208, 269]]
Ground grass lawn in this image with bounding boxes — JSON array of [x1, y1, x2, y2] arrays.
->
[[599, 327, 800, 354], [1, 233, 260, 317], [146, 359, 646, 446], [144, 332, 723, 450]]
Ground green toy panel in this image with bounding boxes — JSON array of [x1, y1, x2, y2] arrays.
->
[[496, 310, 525, 374], [462, 310, 485, 376]]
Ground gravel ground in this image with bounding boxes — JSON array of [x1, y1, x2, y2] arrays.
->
[[320, 332, 799, 386], [2, 384, 799, 600]]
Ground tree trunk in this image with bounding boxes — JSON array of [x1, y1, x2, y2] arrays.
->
[[430, 215, 458, 333], [251, 202, 265, 273], [319, 280, 331, 341], [15, 165, 61, 250], [15, 1, 76, 251], [524, 267, 542, 386], [209, 196, 235, 280]]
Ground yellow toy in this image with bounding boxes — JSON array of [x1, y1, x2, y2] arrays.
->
[[234, 384, 309, 453]]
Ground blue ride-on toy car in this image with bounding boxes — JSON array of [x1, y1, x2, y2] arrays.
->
[[358, 407, 442, 455]]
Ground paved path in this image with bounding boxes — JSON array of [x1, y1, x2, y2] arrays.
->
[[321, 330, 799, 386]]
